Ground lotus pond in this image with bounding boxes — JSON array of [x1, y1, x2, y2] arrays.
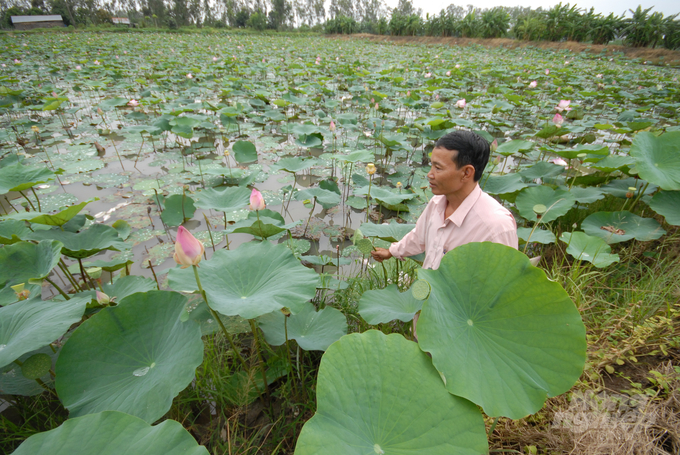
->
[[1, 31, 679, 454]]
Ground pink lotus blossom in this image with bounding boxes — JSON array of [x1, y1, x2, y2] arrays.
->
[[529, 80, 537, 88], [455, 99, 466, 109], [174, 226, 205, 268], [186, 73, 193, 79], [550, 157, 568, 166], [425, 72, 431, 78], [212, 57, 218, 62], [94, 60, 100, 65], [13, 59, 20, 64], [446, 70, 451, 76], [75, 65, 81, 70], [1, 64, 5, 68], [127, 99, 139, 107], [249, 188, 266, 211], [545, 69, 550, 75], [52, 91, 58, 97], [124, 50, 127, 54], [455, 64, 460, 68], [553, 113, 564, 126], [596, 74, 603, 78], [555, 100, 571, 112]]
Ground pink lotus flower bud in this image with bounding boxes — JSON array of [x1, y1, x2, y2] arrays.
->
[[14, 59, 20, 64], [406, 90, 410, 96], [545, 69, 550, 75], [94, 60, 100, 65], [127, 99, 139, 107], [425, 72, 431, 78], [375, 103, 379, 110], [529, 80, 537, 88], [329, 121, 336, 132], [490, 139, 498, 153], [213, 57, 218, 62], [186, 73, 193, 79], [555, 100, 571, 112], [553, 113, 564, 127], [550, 157, 568, 166], [174, 226, 205, 269], [455, 99, 466, 108], [249, 188, 266, 211], [75, 65, 81, 70], [455, 64, 460, 68], [446, 70, 451, 76], [596, 74, 603, 78], [96, 291, 110, 305]]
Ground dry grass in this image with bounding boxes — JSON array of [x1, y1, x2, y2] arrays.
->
[[333, 34, 680, 66]]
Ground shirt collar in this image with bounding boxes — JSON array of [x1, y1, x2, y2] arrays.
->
[[439, 184, 481, 227]]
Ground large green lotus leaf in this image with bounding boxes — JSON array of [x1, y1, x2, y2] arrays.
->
[[496, 140, 535, 156], [294, 331, 488, 455], [354, 186, 418, 205], [340, 149, 374, 163], [27, 223, 129, 259], [567, 186, 605, 204], [0, 219, 33, 244], [169, 242, 319, 319], [295, 188, 340, 209], [516, 227, 556, 245], [358, 284, 423, 324], [629, 131, 680, 190], [194, 186, 250, 212], [232, 140, 258, 163], [515, 186, 575, 222], [590, 155, 635, 173], [12, 411, 208, 455], [518, 161, 565, 181], [0, 283, 40, 307], [55, 291, 204, 423], [0, 296, 86, 368], [0, 240, 62, 289], [258, 302, 347, 351], [601, 177, 657, 199], [0, 162, 56, 193], [482, 173, 529, 195], [581, 211, 666, 244], [0, 199, 95, 226], [271, 157, 317, 173], [359, 221, 415, 242], [160, 194, 196, 227], [649, 191, 680, 226], [560, 232, 620, 268], [417, 242, 586, 419]]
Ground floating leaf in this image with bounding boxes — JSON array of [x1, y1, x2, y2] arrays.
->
[[12, 411, 209, 455], [56, 291, 204, 423], [294, 331, 488, 455], [417, 242, 586, 419], [232, 140, 257, 163], [258, 303, 347, 351], [358, 284, 423, 324], [160, 194, 196, 227]]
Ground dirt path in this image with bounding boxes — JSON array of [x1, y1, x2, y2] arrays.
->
[[332, 34, 680, 66]]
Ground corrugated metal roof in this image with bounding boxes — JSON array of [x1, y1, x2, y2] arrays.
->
[[11, 15, 63, 23]]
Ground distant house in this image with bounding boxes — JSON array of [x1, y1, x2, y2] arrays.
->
[[112, 17, 131, 26], [11, 15, 65, 30]]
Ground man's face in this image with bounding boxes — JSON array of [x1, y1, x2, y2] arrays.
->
[[427, 147, 473, 197]]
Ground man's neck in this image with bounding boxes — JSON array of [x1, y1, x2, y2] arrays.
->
[[444, 183, 478, 218]]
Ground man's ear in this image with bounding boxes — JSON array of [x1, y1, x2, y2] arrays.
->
[[462, 164, 475, 181]]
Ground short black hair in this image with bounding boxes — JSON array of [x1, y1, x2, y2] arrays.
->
[[434, 130, 490, 181]]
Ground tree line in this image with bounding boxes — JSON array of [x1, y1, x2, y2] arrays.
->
[[1, 0, 678, 49]]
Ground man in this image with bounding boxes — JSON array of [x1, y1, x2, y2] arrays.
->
[[371, 130, 517, 268]]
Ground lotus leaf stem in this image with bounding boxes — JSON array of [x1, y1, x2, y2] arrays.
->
[[18, 191, 36, 211], [30, 187, 41, 212], [191, 265, 248, 371], [248, 319, 271, 401], [45, 277, 70, 300], [202, 213, 216, 252]]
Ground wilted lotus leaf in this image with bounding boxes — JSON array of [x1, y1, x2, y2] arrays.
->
[[56, 291, 204, 423], [294, 331, 488, 455], [515, 186, 576, 222], [169, 242, 318, 319], [12, 411, 208, 455], [581, 211, 666, 244], [629, 131, 680, 191], [358, 284, 423, 324], [417, 242, 586, 419], [560, 231, 620, 268], [649, 191, 680, 226], [258, 302, 347, 351], [0, 296, 86, 368]]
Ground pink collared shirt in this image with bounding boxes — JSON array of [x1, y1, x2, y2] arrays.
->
[[389, 184, 518, 269]]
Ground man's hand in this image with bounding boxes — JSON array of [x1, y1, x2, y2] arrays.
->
[[371, 247, 392, 262]]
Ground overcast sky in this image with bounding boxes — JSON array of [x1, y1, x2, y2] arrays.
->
[[386, 0, 678, 17]]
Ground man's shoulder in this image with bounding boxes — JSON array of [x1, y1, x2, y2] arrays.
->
[[474, 191, 516, 225]]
